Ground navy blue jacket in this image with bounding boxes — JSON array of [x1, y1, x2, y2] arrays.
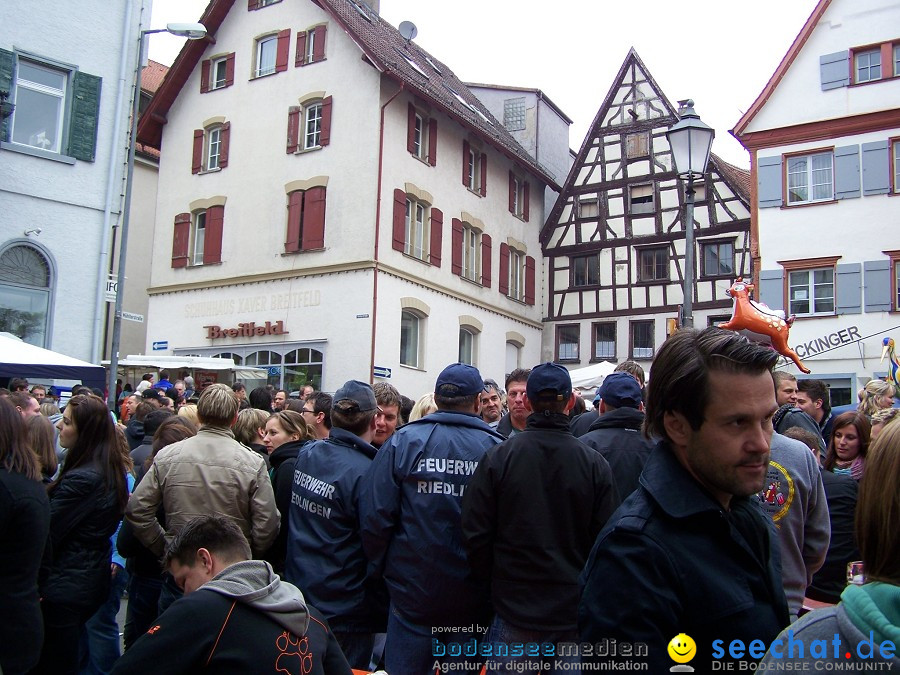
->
[[579, 443, 790, 671], [285, 428, 386, 632], [579, 407, 655, 504], [360, 410, 503, 627]]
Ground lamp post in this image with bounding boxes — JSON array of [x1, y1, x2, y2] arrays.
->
[[107, 22, 206, 410], [666, 100, 715, 329]]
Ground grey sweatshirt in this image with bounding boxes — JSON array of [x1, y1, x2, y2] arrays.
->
[[756, 433, 830, 617], [202, 559, 309, 636]]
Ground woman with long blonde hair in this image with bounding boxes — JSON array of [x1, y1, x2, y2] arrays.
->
[[858, 379, 896, 420]]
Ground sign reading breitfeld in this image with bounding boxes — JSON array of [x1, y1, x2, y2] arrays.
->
[[204, 321, 289, 339]]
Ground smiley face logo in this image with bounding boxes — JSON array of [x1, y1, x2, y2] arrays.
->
[[667, 633, 696, 664]]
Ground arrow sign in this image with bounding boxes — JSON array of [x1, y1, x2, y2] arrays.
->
[[373, 366, 391, 379]]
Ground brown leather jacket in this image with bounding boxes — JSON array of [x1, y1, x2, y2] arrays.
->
[[126, 425, 279, 557]]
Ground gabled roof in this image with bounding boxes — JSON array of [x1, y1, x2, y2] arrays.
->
[[464, 82, 573, 125], [136, 0, 557, 189], [141, 60, 169, 95], [731, 0, 831, 138], [710, 154, 750, 202]]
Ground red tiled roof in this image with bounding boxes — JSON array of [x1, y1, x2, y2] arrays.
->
[[141, 59, 169, 95], [710, 154, 751, 202], [137, 0, 557, 188]]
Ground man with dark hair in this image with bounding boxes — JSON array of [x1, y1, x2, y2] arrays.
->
[[8, 377, 29, 392], [580, 327, 790, 671], [496, 368, 531, 437], [302, 392, 332, 440], [772, 371, 825, 454], [231, 382, 247, 401], [130, 409, 176, 467], [110, 515, 352, 674], [10, 391, 40, 418], [124, 401, 158, 450], [480, 379, 503, 429], [273, 389, 287, 411], [796, 379, 834, 446], [579, 372, 655, 503], [372, 382, 402, 448], [248, 386, 273, 412], [153, 370, 172, 392], [360, 363, 504, 673], [127, 384, 279, 610], [463, 363, 618, 672], [300, 384, 315, 401], [286, 380, 384, 670]]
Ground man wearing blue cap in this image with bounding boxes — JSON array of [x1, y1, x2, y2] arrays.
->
[[461, 363, 619, 673], [285, 380, 387, 670], [360, 363, 503, 673], [579, 371, 656, 504]]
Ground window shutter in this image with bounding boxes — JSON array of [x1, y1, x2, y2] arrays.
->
[[392, 189, 406, 252], [499, 243, 510, 296], [200, 59, 210, 93], [834, 145, 860, 200], [0, 49, 12, 142], [312, 26, 326, 62], [758, 269, 784, 312], [863, 260, 891, 312], [451, 218, 463, 276], [295, 31, 307, 67], [302, 186, 326, 250], [481, 233, 492, 287], [319, 96, 332, 147], [480, 153, 487, 196], [275, 29, 290, 73], [225, 53, 235, 87], [67, 71, 102, 162], [248, 0, 260, 9], [204, 205, 224, 264], [508, 172, 515, 213], [862, 141, 889, 195], [523, 181, 530, 221], [429, 208, 443, 267], [285, 191, 303, 252], [218, 122, 231, 168], [462, 140, 470, 186], [525, 255, 536, 305], [171, 213, 191, 268], [192, 129, 204, 173], [286, 106, 301, 154], [407, 103, 416, 154], [757, 156, 783, 208], [836, 263, 862, 315], [427, 118, 437, 166], [820, 51, 850, 91]]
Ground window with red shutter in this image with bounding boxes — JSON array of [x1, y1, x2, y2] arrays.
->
[[407, 103, 417, 155], [312, 25, 326, 62], [302, 186, 326, 250], [481, 233, 492, 287], [451, 218, 463, 276], [523, 181, 530, 222], [218, 122, 231, 169], [319, 97, 333, 147], [200, 60, 210, 94], [479, 153, 487, 196], [203, 205, 225, 264], [462, 141, 471, 187], [285, 191, 303, 253], [427, 118, 437, 167], [508, 171, 527, 219], [429, 208, 443, 267], [295, 32, 307, 68], [392, 189, 407, 252], [191, 130, 203, 174], [171, 213, 190, 268], [275, 29, 290, 73], [499, 243, 510, 296], [225, 53, 235, 87], [286, 107, 301, 153], [525, 255, 536, 305]]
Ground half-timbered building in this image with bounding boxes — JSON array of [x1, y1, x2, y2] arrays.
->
[[540, 49, 752, 369]]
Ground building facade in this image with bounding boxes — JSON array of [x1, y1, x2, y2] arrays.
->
[[0, 0, 149, 363], [137, 0, 558, 395], [733, 0, 900, 405], [541, 49, 752, 370]]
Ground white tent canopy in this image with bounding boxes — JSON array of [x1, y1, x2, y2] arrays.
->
[[568, 360, 617, 396], [0, 333, 107, 389], [101, 354, 267, 380]]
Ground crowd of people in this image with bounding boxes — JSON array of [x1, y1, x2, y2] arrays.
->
[[1, 329, 899, 674]]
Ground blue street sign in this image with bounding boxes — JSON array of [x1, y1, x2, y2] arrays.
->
[[373, 366, 392, 379], [152, 341, 168, 351]]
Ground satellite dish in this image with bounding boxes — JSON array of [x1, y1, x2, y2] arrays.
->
[[398, 21, 418, 42]]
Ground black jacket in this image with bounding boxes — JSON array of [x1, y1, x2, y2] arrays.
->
[[125, 418, 145, 451], [774, 405, 825, 454], [117, 466, 165, 580], [265, 439, 309, 575], [462, 412, 619, 631], [569, 408, 599, 437], [807, 470, 859, 603], [579, 443, 790, 670], [42, 465, 124, 609], [579, 407, 655, 504], [0, 468, 50, 675]]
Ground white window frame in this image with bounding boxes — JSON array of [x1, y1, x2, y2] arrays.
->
[[400, 310, 422, 368], [557, 324, 580, 361], [404, 198, 428, 261], [788, 267, 835, 317], [255, 35, 277, 77], [786, 152, 833, 205], [303, 102, 322, 150], [631, 320, 655, 360], [191, 211, 207, 266], [211, 57, 228, 89], [305, 29, 317, 63], [854, 48, 881, 83], [206, 126, 222, 171], [893, 139, 900, 194], [462, 224, 479, 282], [458, 327, 476, 366], [511, 174, 526, 218], [466, 147, 478, 191], [592, 322, 616, 361], [509, 249, 525, 301], [10, 58, 68, 154], [895, 259, 900, 312], [413, 111, 426, 160]]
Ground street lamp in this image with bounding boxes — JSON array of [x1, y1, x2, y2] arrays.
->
[[666, 99, 714, 329], [107, 22, 206, 410]]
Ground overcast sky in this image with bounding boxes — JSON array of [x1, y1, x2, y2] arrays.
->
[[149, 0, 821, 168]]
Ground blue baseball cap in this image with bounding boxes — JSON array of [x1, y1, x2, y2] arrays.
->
[[526, 362, 573, 402], [435, 363, 484, 397], [598, 372, 643, 409], [333, 380, 377, 412]]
